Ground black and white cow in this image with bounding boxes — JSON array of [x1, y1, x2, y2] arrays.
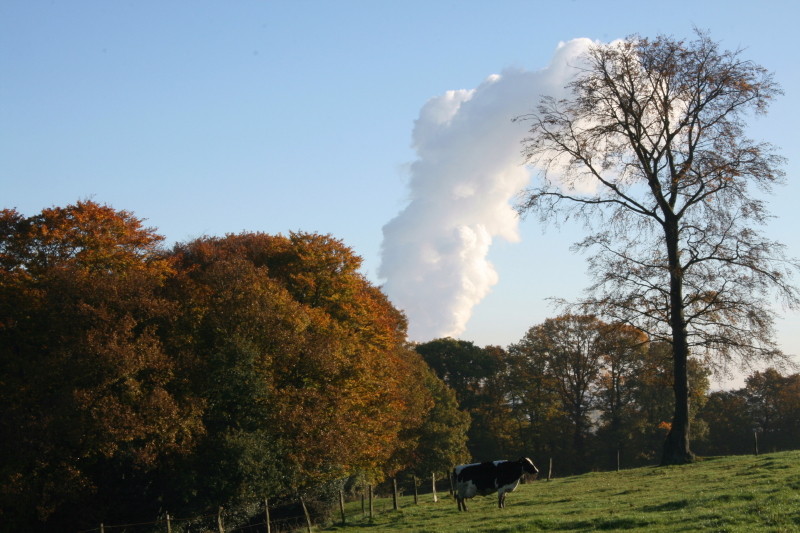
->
[[453, 457, 539, 511]]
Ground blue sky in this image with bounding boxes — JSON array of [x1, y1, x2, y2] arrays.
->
[[2, 1, 798, 383]]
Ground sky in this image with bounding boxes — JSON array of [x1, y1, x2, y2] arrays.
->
[[2, 1, 799, 386]]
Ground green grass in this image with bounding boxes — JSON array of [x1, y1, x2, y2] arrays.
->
[[323, 451, 800, 532]]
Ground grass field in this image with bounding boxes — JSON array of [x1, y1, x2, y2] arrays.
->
[[322, 451, 800, 532]]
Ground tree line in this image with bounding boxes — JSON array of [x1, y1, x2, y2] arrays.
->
[[416, 330, 800, 476], [2, 201, 798, 532], [0, 201, 469, 531]]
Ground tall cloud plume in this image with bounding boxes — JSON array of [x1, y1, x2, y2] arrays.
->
[[379, 39, 593, 341]]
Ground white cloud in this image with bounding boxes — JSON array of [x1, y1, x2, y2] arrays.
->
[[379, 38, 594, 341]]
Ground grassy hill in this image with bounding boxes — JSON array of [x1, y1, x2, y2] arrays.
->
[[323, 451, 800, 532]]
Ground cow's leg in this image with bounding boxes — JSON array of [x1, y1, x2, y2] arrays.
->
[[498, 491, 506, 509], [459, 497, 468, 512]]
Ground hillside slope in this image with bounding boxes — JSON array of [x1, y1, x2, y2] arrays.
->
[[326, 451, 800, 532]]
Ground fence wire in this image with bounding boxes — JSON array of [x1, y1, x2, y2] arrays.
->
[[76, 477, 455, 533]]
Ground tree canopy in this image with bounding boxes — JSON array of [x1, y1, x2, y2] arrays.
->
[[0, 202, 450, 530], [0, 201, 201, 527], [516, 30, 798, 464]]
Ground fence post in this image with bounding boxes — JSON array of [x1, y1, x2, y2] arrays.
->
[[392, 478, 399, 510], [754, 430, 759, 456], [368, 484, 374, 520], [217, 506, 225, 533], [432, 472, 438, 502], [339, 490, 346, 525], [100, 524, 104, 533], [300, 497, 312, 533], [617, 449, 621, 472], [412, 475, 418, 505], [264, 497, 271, 533], [166, 512, 172, 533], [547, 457, 553, 481]]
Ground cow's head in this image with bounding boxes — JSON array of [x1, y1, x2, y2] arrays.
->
[[519, 457, 539, 476]]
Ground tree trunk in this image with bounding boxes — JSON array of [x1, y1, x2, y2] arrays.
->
[[661, 345, 693, 465], [573, 420, 585, 470], [661, 217, 695, 465]]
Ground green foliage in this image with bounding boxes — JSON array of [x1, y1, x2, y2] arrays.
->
[[415, 338, 499, 407], [696, 390, 752, 456], [415, 339, 514, 461], [396, 367, 470, 477]]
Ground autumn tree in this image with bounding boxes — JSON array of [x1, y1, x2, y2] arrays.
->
[[696, 390, 752, 456], [593, 323, 648, 468], [0, 202, 203, 529], [165, 232, 433, 508], [697, 369, 800, 456], [506, 331, 563, 462], [744, 369, 800, 452], [510, 315, 605, 470], [468, 345, 521, 459], [517, 30, 798, 464], [160, 249, 298, 510], [390, 366, 470, 479], [621, 341, 708, 465]]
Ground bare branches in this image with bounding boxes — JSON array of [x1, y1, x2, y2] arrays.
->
[[516, 29, 797, 369]]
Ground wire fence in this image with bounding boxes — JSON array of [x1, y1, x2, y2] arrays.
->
[[75, 475, 456, 533], [77, 514, 308, 533], [76, 505, 324, 533]]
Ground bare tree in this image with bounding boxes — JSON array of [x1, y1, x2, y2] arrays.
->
[[516, 31, 798, 465]]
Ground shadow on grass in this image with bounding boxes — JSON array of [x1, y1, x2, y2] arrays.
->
[[531, 517, 652, 531], [641, 499, 690, 512]]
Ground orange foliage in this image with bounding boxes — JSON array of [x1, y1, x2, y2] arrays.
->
[[1, 207, 433, 525], [0, 202, 202, 522], [170, 232, 430, 487]]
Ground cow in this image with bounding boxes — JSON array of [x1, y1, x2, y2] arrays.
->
[[453, 457, 539, 511]]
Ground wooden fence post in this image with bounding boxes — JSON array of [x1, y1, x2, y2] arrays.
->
[[754, 430, 759, 456], [432, 472, 438, 503], [217, 506, 225, 533], [547, 457, 553, 481], [339, 490, 346, 525], [166, 512, 172, 533], [100, 524, 104, 533], [617, 449, 621, 472], [392, 478, 399, 510], [300, 497, 312, 533], [368, 484, 374, 520], [264, 497, 271, 533], [361, 487, 365, 517], [412, 475, 419, 505]]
